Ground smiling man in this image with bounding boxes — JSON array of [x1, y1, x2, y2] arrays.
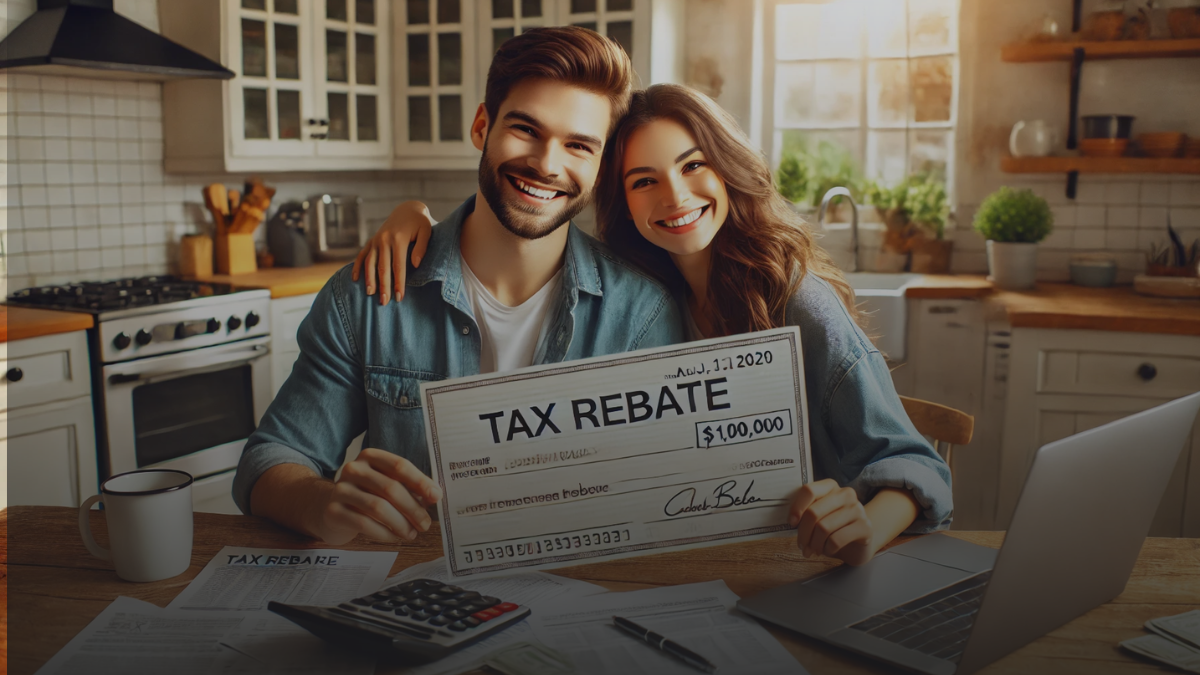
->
[[233, 27, 684, 544]]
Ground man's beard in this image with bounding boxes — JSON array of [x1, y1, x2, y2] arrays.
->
[[477, 136, 592, 240]]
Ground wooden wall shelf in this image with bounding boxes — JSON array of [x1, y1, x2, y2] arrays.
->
[[1001, 156, 1200, 174], [1002, 38, 1200, 62]]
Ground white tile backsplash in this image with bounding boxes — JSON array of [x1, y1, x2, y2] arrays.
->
[[955, 175, 1200, 280], [4, 73, 480, 290]]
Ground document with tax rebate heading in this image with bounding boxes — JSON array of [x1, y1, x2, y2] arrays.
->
[[421, 327, 813, 579]]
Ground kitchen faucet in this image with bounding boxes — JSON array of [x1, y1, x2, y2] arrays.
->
[[817, 187, 859, 273]]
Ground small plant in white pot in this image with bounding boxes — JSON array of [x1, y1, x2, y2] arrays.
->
[[973, 187, 1054, 290]]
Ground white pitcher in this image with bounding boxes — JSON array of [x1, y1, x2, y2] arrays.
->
[[1009, 120, 1059, 158]]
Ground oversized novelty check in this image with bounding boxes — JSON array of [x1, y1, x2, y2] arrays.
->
[[421, 327, 812, 578]]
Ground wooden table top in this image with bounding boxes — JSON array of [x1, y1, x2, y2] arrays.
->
[[3, 506, 1196, 674], [190, 261, 348, 299], [0, 305, 93, 343]]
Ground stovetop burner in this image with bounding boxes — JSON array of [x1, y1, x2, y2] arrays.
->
[[7, 276, 240, 313]]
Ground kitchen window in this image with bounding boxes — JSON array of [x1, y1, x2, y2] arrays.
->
[[762, 0, 960, 196]]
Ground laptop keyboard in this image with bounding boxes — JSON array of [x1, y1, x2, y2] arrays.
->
[[849, 570, 992, 662]]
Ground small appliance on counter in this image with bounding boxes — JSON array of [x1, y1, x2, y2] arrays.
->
[[267, 200, 313, 267], [308, 194, 366, 261]]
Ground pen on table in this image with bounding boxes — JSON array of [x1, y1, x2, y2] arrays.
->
[[612, 615, 717, 673]]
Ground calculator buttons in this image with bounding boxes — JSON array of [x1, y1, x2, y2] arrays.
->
[[407, 598, 430, 609], [449, 621, 468, 632], [372, 603, 391, 611], [393, 606, 410, 617], [429, 615, 452, 627], [351, 598, 371, 606], [463, 616, 483, 628], [412, 610, 433, 621], [496, 603, 518, 613], [445, 609, 469, 619]]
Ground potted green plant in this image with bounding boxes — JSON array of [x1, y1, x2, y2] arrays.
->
[[862, 172, 951, 273], [973, 186, 1054, 290], [775, 138, 863, 218]]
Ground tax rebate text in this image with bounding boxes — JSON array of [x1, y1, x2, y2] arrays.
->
[[421, 328, 813, 578]]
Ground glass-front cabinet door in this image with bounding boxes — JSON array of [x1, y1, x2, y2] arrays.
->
[[314, 0, 391, 157], [229, 0, 318, 159], [226, 0, 390, 166], [395, 0, 479, 166]]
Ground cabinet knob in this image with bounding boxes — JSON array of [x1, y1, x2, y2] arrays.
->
[[1137, 363, 1157, 381], [5, 367, 23, 382]]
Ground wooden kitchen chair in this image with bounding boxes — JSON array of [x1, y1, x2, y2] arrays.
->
[[898, 396, 974, 473]]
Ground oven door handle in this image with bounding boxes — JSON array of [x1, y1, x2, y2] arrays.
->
[[107, 343, 271, 385]]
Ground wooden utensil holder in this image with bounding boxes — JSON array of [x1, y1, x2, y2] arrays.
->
[[179, 235, 214, 277], [216, 233, 257, 275]]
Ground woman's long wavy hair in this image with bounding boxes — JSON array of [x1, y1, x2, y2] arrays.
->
[[595, 84, 859, 336]]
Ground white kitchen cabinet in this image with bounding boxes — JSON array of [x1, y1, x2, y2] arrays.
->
[[392, 0, 679, 170], [162, 0, 393, 172], [899, 298, 1003, 531], [1, 331, 98, 509], [998, 328, 1200, 537], [270, 291, 319, 394]]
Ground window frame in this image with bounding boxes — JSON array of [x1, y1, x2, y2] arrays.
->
[[759, 0, 961, 205]]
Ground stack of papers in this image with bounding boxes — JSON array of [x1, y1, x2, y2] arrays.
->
[[36, 547, 397, 675], [1120, 609, 1200, 673], [39, 548, 807, 675]]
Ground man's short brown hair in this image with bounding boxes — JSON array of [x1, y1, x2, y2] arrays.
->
[[484, 26, 634, 137]]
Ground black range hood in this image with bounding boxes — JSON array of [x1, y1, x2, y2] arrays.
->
[[0, 0, 233, 81]]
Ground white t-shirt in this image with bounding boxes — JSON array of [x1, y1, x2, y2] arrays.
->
[[460, 256, 563, 374]]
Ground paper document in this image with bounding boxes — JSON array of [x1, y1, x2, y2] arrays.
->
[[1121, 633, 1200, 673], [380, 557, 606, 675], [528, 580, 807, 675], [422, 327, 812, 578], [1147, 609, 1200, 651], [34, 597, 373, 675], [168, 546, 396, 611]]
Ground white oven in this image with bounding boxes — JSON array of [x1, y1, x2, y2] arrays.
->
[[102, 335, 272, 483]]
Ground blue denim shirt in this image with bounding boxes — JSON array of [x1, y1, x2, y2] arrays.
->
[[784, 274, 954, 532], [233, 196, 684, 514]]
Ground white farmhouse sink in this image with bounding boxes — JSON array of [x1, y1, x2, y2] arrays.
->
[[844, 273, 922, 361]]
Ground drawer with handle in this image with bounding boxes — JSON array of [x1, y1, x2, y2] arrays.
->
[[1038, 349, 1200, 398], [0, 331, 91, 412]]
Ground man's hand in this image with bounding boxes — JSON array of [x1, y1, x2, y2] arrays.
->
[[351, 201, 434, 305], [788, 479, 875, 567], [304, 448, 443, 545]]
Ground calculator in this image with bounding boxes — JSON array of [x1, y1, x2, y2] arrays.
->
[[268, 578, 531, 663]]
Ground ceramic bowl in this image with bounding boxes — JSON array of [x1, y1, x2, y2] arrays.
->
[[1080, 138, 1129, 157], [1070, 255, 1118, 288], [1138, 132, 1186, 158]]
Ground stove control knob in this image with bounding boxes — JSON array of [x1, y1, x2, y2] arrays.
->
[[6, 368, 23, 382], [245, 311, 261, 328], [135, 329, 152, 346], [113, 332, 132, 350], [206, 318, 221, 334], [228, 315, 243, 330]]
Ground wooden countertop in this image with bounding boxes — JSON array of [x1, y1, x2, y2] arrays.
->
[[5, 506, 1197, 675], [904, 274, 993, 299], [188, 264, 1200, 337], [1, 305, 93, 342], [993, 283, 1200, 336], [190, 261, 348, 299]]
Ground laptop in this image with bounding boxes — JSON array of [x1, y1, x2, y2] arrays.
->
[[737, 390, 1200, 675]]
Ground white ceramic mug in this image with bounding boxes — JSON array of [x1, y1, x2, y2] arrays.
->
[[1009, 120, 1059, 158], [78, 469, 195, 582]]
